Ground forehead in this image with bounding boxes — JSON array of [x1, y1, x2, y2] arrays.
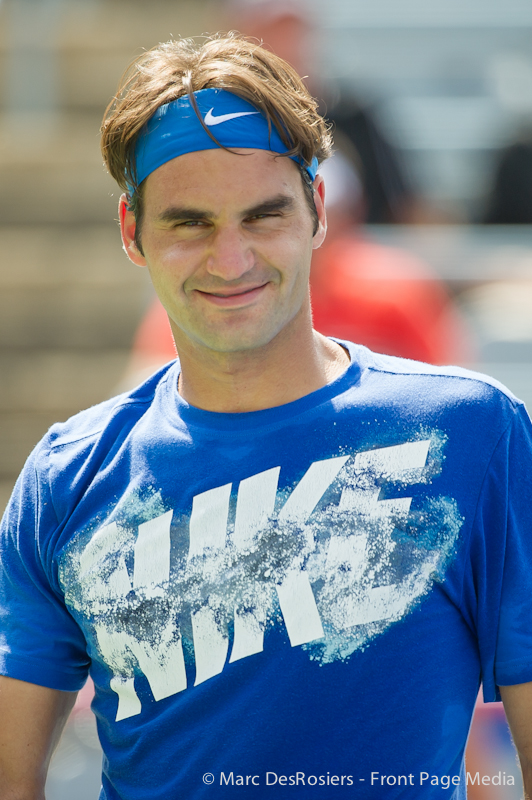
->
[[142, 147, 304, 213]]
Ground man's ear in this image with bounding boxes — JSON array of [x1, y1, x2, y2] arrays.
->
[[312, 174, 327, 250], [119, 194, 147, 267]]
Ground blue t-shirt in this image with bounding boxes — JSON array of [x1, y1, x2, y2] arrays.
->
[[1, 342, 532, 799]]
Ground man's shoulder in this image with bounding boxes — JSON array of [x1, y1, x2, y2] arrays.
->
[[46, 361, 176, 453], [357, 345, 522, 405], [345, 344, 527, 436]]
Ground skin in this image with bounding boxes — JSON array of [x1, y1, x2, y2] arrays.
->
[[0, 676, 76, 799], [119, 147, 350, 412], [500, 684, 532, 798], [2, 146, 532, 797]]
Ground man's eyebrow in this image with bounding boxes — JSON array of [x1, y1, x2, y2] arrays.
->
[[156, 207, 215, 224], [243, 195, 296, 217]]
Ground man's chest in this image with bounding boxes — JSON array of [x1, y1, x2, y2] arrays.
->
[[57, 427, 467, 721]]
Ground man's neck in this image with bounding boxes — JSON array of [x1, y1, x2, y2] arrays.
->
[[171, 320, 350, 414]]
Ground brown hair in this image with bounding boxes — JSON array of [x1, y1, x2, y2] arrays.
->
[[101, 33, 332, 248]]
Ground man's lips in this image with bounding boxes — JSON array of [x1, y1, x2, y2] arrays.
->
[[194, 283, 269, 307]]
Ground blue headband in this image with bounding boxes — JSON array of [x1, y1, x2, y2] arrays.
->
[[133, 88, 318, 187]]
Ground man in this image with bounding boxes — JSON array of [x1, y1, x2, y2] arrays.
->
[[1, 34, 532, 800]]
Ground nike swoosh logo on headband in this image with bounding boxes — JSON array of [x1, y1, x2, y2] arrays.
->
[[204, 108, 260, 126]]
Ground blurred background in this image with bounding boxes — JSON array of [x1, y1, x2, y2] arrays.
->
[[1, 0, 531, 797]]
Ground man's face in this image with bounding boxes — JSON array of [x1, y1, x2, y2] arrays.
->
[[121, 148, 326, 358]]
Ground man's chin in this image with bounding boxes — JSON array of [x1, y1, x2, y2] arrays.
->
[[183, 324, 290, 357], [169, 302, 308, 358]]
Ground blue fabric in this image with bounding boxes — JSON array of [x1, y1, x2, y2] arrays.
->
[[2, 341, 532, 799], [133, 88, 318, 186]]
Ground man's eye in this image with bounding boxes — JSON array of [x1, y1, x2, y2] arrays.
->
[[248, 213, 279, 221]]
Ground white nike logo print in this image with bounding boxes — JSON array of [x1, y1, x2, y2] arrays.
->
[[204, 108, 260, 126]]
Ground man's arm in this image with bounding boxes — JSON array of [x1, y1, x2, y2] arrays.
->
[[500, 682, 532, 800], [0, 675, 77, 800]]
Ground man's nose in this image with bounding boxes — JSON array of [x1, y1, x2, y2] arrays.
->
[[205, 225, 255, 281]]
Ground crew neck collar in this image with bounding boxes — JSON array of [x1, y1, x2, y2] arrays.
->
[[163, 340, 363, 433]]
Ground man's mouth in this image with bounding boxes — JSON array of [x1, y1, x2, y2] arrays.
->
[[195, 283, 269, 306]]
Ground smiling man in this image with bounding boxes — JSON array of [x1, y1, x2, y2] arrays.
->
[[122, 144, 347, 412], [1, 34, 532, 800]]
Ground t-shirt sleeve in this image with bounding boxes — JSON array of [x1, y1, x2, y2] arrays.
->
[[464, 402, 532, 702], [0, 438, 90, 691]]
